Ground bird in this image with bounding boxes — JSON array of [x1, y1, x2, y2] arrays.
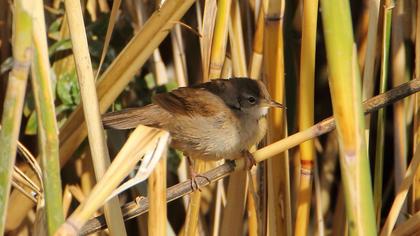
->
[[102, 78, 284, 183]]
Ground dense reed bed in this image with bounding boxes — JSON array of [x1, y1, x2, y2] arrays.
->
[[0, 0, 419, 235]]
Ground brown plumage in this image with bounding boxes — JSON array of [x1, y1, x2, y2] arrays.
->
[[102, 78, 284, 161]]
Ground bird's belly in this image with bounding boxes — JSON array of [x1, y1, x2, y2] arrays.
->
[[167, 115, 266, 161], [167, 115, 242, 160]]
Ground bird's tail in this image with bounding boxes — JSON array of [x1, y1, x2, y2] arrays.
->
[[102, 104, 169, 130]]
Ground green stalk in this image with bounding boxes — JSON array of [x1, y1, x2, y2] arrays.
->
[[32, 0, 64, 233], [0, 0, 33, 234], [373, 0, 394, 228], [320, 0, 376, 235]]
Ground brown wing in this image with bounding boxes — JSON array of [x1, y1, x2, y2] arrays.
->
[[102, 104, 170, 130], [152, 87, 227, 117]]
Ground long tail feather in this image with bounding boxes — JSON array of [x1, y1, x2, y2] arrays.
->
[[102, 105, 168, 130]]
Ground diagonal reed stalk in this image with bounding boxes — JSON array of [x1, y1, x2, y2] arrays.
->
[[380, 141, 420, 236], [0, 0, 33, 234], [31, 0, 64, 233], [79, 79, 420, 235], [63, 0, 126, 234], [295, 0, 318, 234]]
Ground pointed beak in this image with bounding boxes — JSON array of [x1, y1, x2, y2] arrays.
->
[[261, 99, 286, 109]]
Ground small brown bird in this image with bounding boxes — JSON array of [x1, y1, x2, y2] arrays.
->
[[102, 78, 284, 168]]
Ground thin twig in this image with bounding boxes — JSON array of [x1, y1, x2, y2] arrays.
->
[[80, 78, 420, 235]]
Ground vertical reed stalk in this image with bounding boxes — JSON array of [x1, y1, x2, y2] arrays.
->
[[249, 4, 264, 79], [199, 0, 217, 82], [0, 0, 33, 233], [220, 170, 248, 236], [362, 0, 381, 101], [228, 0, 247, 77], [32, 0, 64, 233], [208, 0, 232, 79], [171, 25, 188, 87], [263, 0, 291, 234], [320, 0, 376, 234], [148, 152, 167, 236], [220, 2, 249, 235], [63, 0, 126, 234], [183, 159, 206, 236], [373, 0, 394, 227], [391, 0, 409, 207], [295, 0, 318, 234]]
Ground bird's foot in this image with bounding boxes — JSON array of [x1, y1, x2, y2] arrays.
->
[[186, 156, 210, 191], [242, 150, 257, 170], [190, 171, 211, 192]]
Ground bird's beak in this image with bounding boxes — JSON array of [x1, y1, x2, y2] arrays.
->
[[261, 99, 286, 109]]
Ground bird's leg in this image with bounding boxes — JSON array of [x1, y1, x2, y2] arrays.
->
[[242, 150, 257, 170], [187, 156, 210, 191]]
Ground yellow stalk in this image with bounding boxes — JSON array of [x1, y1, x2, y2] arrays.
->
[[247, 178, 259, 236], [199, 0, 217, 82], [248, 3, 264, 79], [63, 0, 126, 235], [0, 0, 33, 233], [263, 0, 291, 235], [171, 25, 188, 87], [228, 0, 247, 77], [148, 153, 167, 236], [220, 170, 248, 235], [294, 0, 318, 234], [95, 0, 122, 79], [208, 0, 232, 79], [220, 57, 233, 79], [152, 49, 168, 86], [58, 0, 196, 167], [183, 159, 206, 236]]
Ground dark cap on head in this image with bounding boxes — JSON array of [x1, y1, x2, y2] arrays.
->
[[194, 77, 279, 111]]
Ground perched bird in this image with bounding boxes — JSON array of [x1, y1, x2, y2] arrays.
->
[[102, 78, 284, 168]]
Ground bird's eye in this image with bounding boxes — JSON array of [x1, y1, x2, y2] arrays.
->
[[248, 96, 256, 104]]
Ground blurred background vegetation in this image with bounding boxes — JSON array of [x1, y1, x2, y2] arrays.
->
[[0, 0, 419, 235]]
